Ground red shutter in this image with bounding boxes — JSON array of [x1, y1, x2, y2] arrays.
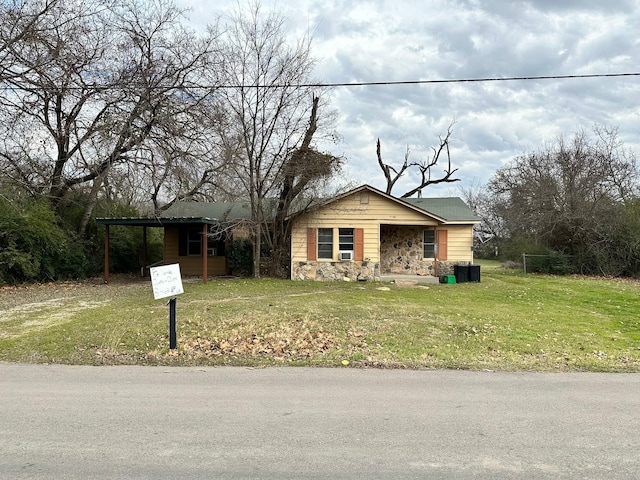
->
[[354, 228, 364, 261], [307, 228, 317, 261], [437, 229, 448, 261]]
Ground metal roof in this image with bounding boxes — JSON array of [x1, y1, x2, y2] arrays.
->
[[160, 201, 253, 221], [95, 216, 219, 226], [95, 201, 253, 227]]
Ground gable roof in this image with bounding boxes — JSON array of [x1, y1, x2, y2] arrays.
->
[[316, 184, 480, 224]]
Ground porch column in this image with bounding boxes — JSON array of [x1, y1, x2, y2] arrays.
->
[[104, 224, 110, 284], [433, 227, 439, 277], [202, 223, 208, 283]]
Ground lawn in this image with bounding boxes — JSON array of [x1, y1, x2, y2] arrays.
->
[[1, 261, 639, 371]]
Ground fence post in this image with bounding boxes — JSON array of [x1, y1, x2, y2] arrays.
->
[[522, 253, 527, 274]]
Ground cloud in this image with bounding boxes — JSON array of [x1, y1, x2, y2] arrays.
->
[[181, 0, 640, 196]]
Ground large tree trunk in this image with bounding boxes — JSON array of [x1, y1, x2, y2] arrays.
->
[[78, 169, 107, 238]]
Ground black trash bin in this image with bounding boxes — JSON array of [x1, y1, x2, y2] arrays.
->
[[454, 264, 469, 283], [468, 264, 481, 282]]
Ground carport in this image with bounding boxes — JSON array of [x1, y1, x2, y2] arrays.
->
[[95, 216, 218, 284]]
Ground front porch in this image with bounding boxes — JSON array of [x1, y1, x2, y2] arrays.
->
[[380, 225, 440, 276]]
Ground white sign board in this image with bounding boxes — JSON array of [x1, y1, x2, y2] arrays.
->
[[150, 264, 184, 300]]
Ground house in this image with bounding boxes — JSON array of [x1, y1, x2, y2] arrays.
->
[[96, 184, 480, 283], [289, 185, 481, 281]]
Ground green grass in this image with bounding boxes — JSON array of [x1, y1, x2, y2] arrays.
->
[[1, 266, 639, 371]]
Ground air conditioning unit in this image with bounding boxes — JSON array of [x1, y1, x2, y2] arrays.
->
[[339, 251, 353, 261]]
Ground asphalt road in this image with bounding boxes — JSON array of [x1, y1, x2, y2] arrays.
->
[[1, 363, 639, 479]]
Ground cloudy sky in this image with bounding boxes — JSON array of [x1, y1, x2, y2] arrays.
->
[[180, 0, 640, 197]]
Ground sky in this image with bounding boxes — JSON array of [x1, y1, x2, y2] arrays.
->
[[179, 0, 640, 197]]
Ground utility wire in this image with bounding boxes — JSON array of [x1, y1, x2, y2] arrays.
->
[[1, 72, 639, 91], [285, 72, 640, 89]]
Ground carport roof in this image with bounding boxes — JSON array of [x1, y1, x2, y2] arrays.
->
[[95, 216, 220, 227], [95, 201, 253, 227]]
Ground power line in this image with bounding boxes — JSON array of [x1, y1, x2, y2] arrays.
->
[[2, 72, 638, 91], [271, 72, 640, 89]]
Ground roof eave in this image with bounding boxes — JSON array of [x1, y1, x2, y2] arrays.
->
[[95, 216, 219, 226], [443, 220, 482, 225]]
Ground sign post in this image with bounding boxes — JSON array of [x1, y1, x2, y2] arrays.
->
[[168, 297, 177, 349], [150, 264, 184, 350]]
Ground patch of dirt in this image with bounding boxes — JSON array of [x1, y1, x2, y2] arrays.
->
[[0, 276, 149, 338]]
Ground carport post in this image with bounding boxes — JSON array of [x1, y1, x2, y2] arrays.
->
[[142, 226, 147, 276], [202, 223, 208, 283], [104, 224, 110, 284]]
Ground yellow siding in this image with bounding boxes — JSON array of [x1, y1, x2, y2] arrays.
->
[[440, 226, 474, 262], [303, 191, 441, 225], [291, 218, 380, 265]]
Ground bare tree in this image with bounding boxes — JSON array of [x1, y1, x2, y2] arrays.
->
[[268, 95, 341, 276], [376, 123, 459, 197], [486, 126, 639, 275], [0, 0, 60, 82], [217, 2, 339, 277], [0, 0, 223, 235]]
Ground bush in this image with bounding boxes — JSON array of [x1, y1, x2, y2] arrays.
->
[[0, 197, 90, 284], [227, 238, 253, 276]]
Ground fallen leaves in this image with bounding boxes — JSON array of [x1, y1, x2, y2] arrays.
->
[[180, 319, 338, 361]]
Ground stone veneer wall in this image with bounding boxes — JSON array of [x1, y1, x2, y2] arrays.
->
[[380, 225, 432, 275], [380, 225, 455, 276], [293, 261, 380, 282]]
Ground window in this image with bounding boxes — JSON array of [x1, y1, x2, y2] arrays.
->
[[207, 239, 226, 257], [318, 228, 333, 259], [187, 227, 202, 256], [339, 228, 354, 252], [179, 226, 229, 257], [423, 229, 436, 258], [179, 226, 204, 256]]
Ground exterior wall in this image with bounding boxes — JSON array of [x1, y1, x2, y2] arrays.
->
[[445, 225, 475, 263], [291, 190, 438, 281], [231, 221, 253, 239], [164, 226, 229, 277], [380, 224, 474, 275]]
